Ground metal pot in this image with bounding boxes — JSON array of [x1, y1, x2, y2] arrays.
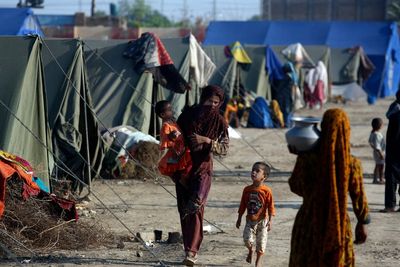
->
[[285, 117, 321, 152]]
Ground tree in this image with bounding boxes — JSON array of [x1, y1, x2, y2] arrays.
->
[[118, 0, 174, 27], [387, 0, 400, 22], [248, 14, 261, 21], [94, 10, 107, 17]]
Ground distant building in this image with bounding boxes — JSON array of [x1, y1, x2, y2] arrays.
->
[[262, 0, 394, 21], [37, 13, 130, 39], [37, 13, 200, 41]]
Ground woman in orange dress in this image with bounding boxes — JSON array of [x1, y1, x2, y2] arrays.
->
[[288, 109, 370, 267]]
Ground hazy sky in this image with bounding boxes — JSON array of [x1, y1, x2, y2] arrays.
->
[[2, 0, 262, 21]]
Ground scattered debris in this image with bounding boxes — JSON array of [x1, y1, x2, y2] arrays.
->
[[0, 177, 114, 257]]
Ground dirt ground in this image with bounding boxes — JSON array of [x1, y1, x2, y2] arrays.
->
[[3, 98, 400, 267]]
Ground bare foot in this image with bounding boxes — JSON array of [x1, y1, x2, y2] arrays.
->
[[255, 252, 264, 267], [246, 250, 253, 264]]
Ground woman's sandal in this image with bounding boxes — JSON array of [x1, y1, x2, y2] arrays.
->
[[182, 252, 198, 266]]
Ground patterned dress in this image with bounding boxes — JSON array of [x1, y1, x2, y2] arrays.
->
[[289, 109, 369, 267]]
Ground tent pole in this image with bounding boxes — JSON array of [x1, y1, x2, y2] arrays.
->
[[83, 88, 92, 193]]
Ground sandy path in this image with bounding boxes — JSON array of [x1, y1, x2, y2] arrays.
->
[[2, 98, 399, 267]]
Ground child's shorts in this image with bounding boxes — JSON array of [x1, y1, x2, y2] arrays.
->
[[373, 151, 385, 165], [243, 219, 268, 254]]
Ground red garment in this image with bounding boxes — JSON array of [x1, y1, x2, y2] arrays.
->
[[158, 121, 192, 180], [304, 80, 325, 108], [238, 184, 275, 222], [154, 34, 173, 65], [176, 182, 204, 253], [176, 98, 228, 254], [0, 160, 40, 217]]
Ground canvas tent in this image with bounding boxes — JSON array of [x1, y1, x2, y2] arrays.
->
[[41, 39, 105, 191], [205, 21, 400, 102], [0, 36, 105, 190], [0, 36, 51, 187], [0, 8, 44, 36], [203, 43, 269, 99], [241, 45, 270, 99], [84, 36, 209, 135], [203, 45, 238, 98]]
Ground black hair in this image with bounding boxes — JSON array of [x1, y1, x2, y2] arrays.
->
[[253, 161, 271, 177], [371, 117, 383, 131], [155, 100, 170, 117]]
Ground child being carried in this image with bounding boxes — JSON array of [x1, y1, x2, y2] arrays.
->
[[155, 100, 191, 186]]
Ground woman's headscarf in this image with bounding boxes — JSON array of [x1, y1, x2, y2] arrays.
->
[[192, 85, 227, 140], [199, 85, 225, 106], [178, 85, 227, 151], [316, 108, 351, 265]]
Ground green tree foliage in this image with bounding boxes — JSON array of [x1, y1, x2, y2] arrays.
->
[[248, 15, 261, 21], [118, 0, 174, 27], [94, 10, 107, 17], [387, 0, 400, 22]]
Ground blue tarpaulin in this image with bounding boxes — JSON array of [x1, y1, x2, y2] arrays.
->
[[265, 46, 284, 83], [247, 97, 274, 128], [205, 21, 400, 101], [0, 8, 44, 36]]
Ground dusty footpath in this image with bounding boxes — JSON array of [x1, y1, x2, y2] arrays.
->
[[3, 98, 400, 266]]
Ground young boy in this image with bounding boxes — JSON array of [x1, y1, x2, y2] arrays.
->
[[236, 162, 275, 267], [155, 100, 191, 185], [369, 117, 386, 184]]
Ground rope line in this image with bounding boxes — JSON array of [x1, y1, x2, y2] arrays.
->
[[0, 98, 166, 266]]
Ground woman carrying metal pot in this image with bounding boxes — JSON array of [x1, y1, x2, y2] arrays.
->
[[288, 108, 370, 267]]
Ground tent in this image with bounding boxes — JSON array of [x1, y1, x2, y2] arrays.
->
[[0, 36, 105, 190], [0, 8, 44, 36], [241, 45, 270, 99], [0, 36, 51, 187], [205, 21, 400, 102], [247, 97, 273, 129], [203, 44, 267, 99], [41, 39, 105, 191], [203, 45, 238, 98], [84, 36, 209, 135]]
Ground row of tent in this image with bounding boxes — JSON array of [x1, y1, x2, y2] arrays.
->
[[205, 20, 400, 103], [206, 43, 371, 102], [0, 35, 216, 191], [0, 33, 386, 190]]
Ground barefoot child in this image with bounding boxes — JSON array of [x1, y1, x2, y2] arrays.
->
[[155, 100, 191, 185], [236, 162, 275, 267], [369, 117, 385, 184]]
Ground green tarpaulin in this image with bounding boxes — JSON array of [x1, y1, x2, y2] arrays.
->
[[0, 36, 51, 187], [42, 39, 105, 191], [84, 37, 199, 135], [0, 36, 105, 190]]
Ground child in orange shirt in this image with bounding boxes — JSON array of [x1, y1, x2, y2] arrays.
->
[[155, 100, 191, 185], [236, 162, 275, 267]]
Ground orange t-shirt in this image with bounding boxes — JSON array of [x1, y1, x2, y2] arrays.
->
[[238, 184, 275, 222]]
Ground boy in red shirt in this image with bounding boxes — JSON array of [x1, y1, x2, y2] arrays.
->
[[236, 162, 275, 267]]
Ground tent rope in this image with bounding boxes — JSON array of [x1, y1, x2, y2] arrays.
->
[[0, 98, 167, 267], [83, 40, 278, 169], [43, 38, 230, 234]]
